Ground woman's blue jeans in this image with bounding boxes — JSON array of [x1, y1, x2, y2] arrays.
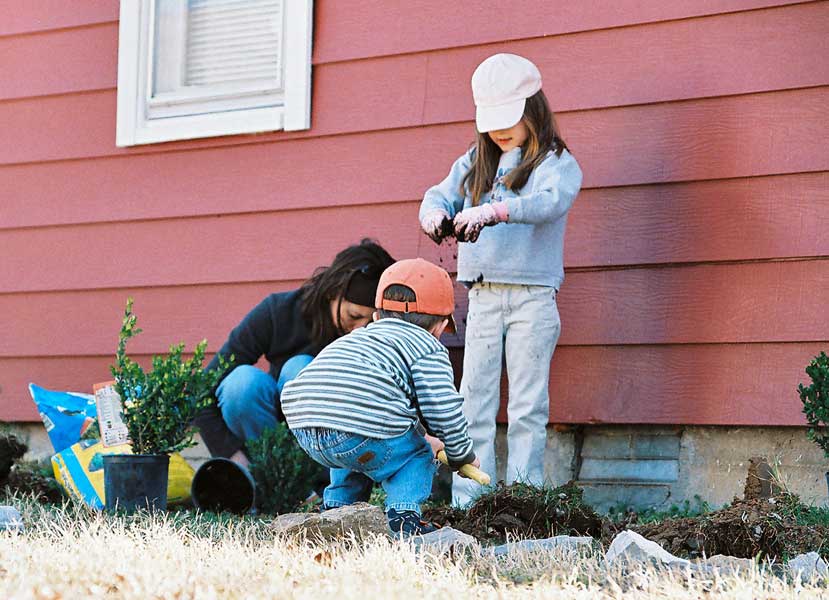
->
[[217, 355, 313, 442]]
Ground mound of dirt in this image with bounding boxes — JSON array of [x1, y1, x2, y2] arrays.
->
[[1, 431, 63, 504], [0, 432, 27, 484], [603, 493, 829, 560], [6, 462, 64, 504], [424, 481, 602, 544]]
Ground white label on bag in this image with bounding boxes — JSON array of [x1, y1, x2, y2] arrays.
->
[[94, 384, 130, 447]]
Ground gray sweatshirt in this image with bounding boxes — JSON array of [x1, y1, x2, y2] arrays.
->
[[420, 146, 582, 289]]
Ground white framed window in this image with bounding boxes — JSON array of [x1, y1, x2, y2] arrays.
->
[[116, 0, 313, 147]]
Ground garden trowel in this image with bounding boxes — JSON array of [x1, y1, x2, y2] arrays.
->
[[436, 450, 490, 485]]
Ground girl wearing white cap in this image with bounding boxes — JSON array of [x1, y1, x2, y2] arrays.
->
[[419, 53, 583, 506]]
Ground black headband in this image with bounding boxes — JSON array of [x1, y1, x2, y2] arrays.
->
[[343, 266, 381, 308]]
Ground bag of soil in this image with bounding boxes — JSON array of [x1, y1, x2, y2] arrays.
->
[[28, 383, 97, 452]]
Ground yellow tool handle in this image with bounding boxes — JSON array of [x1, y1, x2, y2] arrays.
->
[[436, 450, 491, 486]]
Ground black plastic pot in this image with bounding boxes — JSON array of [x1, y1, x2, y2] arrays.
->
[[191, 457, 256, 514], [103, 454, 170, 512]]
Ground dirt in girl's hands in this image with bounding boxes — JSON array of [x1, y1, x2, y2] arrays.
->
[[438, 216, 466, 243]]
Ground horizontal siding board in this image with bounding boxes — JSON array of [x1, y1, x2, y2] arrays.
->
[[0, 24, 118, 101], [4, 342, 821, 423], [0, 0, 118, 37], [313, 0, 811, 62], [1, 86, 827, 185], [2, 259, 827, 358], [0, 203, 422, 294], [0, 355, 155, 422], [563, 173, 829, 267], [537, 343, 823, 426], [0, 281, 298, 357], [4, 3, 824, 102], [562, 260, 829, 346], [0, 0, 806, 53]]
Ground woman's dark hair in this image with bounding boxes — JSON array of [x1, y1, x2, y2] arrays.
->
[[461, 89, 569, 206], [299, 238, 395, 347]]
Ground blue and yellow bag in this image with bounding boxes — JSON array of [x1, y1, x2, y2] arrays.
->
[[51, 439, 194, 508]]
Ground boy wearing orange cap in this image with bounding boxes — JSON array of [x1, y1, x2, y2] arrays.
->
[[281, 258, 479, 536]]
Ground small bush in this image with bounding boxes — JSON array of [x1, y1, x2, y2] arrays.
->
[[110, 298, 230, 455], [246, 423, 327, 514], [798, 351, 829, 458]]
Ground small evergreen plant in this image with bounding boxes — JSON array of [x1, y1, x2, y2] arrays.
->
[[246, 423, 328, 514], [798, 351, 829, 458], [110, 298, 230, 455]]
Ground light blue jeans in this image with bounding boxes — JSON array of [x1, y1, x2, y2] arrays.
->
[[217, 355, 313, 442], [293, 425, 436, 513], [453, 283, 561, 507]]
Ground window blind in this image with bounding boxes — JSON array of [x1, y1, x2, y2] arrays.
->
[[185, 0, 283, 90]]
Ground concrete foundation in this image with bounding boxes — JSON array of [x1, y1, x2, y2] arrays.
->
[[11, 422, 829, 513], [497, 424, 828, 512]]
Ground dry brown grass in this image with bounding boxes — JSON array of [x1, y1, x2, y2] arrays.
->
[[1, 494, 826, 599]]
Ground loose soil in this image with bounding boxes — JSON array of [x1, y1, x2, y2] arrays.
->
[[1, 431, 63, 503], [424, 481, 603, 544], [0, 432, 27, 483], [603, 493, 829, 560], [6, 462, 64, 504], [425, 460, 828, 558]]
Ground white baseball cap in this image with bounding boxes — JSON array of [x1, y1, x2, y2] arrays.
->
[[471, 53, 542, 133]]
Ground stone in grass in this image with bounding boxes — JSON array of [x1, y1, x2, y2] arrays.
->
[[407, 527, 478, 555], [488, 536, 594, 557], [787, 552, 829, 583], [605, 530, 690, 568], [271, 502, 388, 541], [694, 554, 755, 576], [0, 506, 24, 532]]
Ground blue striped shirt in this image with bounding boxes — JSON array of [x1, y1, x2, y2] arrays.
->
[[281, 318, 474, 464]]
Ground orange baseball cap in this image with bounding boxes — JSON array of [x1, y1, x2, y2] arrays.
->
[[375, 258, 456, 333]]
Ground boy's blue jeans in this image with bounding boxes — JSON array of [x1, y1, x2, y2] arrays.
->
[[293, 426, 436, 514]]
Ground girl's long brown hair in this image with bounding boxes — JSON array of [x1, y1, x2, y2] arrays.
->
[[461, 90, 568, 206]]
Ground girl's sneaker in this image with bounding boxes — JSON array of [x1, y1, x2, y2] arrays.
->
[[386, 509, 439, 537]]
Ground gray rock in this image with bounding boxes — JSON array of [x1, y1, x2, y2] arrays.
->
[[407, 527, 478, 554], [787, 552, 829, 583], [694, 554, 754, 576], [0, 506, 23, 532], [488, 536, 594, 557], [605, 530, 690, 568], [270, 502, 388, 541]]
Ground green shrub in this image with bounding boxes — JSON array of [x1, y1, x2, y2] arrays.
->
[[798, 351, 829, 459], [110, 298, 231, 455], [246, 423, 327, 514]]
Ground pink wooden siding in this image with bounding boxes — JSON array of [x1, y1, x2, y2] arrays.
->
[[1, 1, 827, 425]]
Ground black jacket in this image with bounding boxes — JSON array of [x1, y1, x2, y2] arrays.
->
[[194, 290, 320, 457]]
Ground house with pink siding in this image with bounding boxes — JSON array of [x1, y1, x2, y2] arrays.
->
[[1, 0, 827, 510]]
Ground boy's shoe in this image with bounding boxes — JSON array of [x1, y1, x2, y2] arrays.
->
[[387, 509, 440, 537]]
